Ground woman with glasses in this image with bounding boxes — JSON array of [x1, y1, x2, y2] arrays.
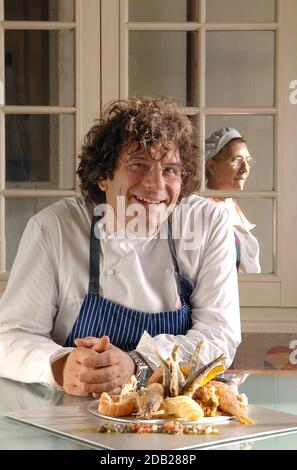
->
[[0, 98, 240, 396], [205, 127, 261, 273]]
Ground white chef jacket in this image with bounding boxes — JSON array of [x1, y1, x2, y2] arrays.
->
[[0, 194, 241, 391]]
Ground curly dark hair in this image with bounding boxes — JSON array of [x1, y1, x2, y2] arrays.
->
[[77, 96, 201, 204]]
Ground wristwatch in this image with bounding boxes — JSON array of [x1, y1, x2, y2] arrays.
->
[[127, 351, 150, 389]]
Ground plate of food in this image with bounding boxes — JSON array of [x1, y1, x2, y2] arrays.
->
[[87, 399, 234, 425], [87, 342, 255, 430]]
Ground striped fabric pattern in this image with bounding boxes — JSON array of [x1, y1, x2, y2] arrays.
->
[[65, 294, 192, 351]]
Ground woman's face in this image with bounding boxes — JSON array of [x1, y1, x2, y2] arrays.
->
[[207, 141, 251, 191]]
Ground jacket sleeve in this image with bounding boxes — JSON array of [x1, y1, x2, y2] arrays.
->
[[0, 217, 73, 391]]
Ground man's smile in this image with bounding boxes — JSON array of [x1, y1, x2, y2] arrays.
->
[[132, 195, 167, 205]]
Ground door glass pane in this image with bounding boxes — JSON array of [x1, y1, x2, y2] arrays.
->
[[129, 0, 198, 22], [206, 31, 275, 107], [188, 114, 199, 145], [5, 114, 75, 189], [5, 30, 75, 106], [206, 0, 276, 23], [5, 197, 61, 271], [235, 198, 274, 273], [205, 115, 274, 191], [129, 31, 198, 107], [4, 0, 74, 21]]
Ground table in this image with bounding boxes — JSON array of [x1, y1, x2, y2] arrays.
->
[[1, 373, 297, 450], [209, 371, 297, 449]]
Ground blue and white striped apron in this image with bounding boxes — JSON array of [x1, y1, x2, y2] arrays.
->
[[65, 216, 194, 351]]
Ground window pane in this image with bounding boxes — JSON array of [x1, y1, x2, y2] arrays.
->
[[188, 114, 199, 145], [206, 31, 275, 107], [233, 333, 297, 371], [4, 0, 74, 21], [5, 30, 75, 106], [206, 0, 276, 23], [205, 115, 274, 191], [5, 114, 75, 189], [129, 0, 198, 22], [5, 197, 61, 271], [129, 31, 198, 107], [236, 198, 274, 273]]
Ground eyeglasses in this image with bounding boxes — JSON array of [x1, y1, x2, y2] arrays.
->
[[214, 155, 256, 168], [121, 158, 183, 180], [230, 156, 256, 168]]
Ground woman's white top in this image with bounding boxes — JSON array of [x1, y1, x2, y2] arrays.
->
[[221, 199, 261, 274], [0, 194, 241, 391]]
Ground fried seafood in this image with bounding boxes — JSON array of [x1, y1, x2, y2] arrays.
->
[[163, 395, 204, 421], [136, 383, 164, 419], [237, 393, 248, 411], [97, 342, 255, 425], [188, 340, 203, 376], [154, 350, 171, 397], [170, 344, 186, 396], [154, 342, 226, 399], [148, 343, 255, 424], [181, 354, 226, 397], [211, 380, 256, 425], [120, 374, 138, 396], [194, 382, 220, 417], [98, 392, 137, 417]]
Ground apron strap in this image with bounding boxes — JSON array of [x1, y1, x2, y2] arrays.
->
[[88, 215, 101, 295], [167, 219, 183, 296], [167, 219, 180, 276], [167, 218, 195, 299]]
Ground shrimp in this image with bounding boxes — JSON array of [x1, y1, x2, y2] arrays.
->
[[136, 383, 165, 419], [211, 380, 256, 425]]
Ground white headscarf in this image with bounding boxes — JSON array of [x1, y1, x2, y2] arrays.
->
[[205, 127, 242, 160]]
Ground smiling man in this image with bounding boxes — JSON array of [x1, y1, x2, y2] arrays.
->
[[0, 97, 241, 396], [97, 140, 182, 236]]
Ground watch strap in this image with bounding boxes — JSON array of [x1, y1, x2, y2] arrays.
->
[[127, 351, 150, 388]]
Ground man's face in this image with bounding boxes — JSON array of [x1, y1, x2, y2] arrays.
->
[[207, 141, 251, 191], [99, 141, 182, 235]]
